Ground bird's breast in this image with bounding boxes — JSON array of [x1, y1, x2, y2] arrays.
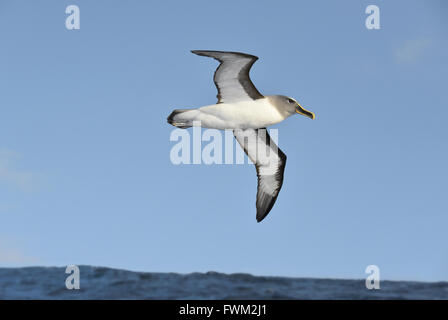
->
[[199, 98, 285, 129]]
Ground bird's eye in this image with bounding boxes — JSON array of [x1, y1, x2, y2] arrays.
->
[[287, 98, 295, 104]]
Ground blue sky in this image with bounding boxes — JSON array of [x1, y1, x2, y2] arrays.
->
[[0, 0, 447, 282]]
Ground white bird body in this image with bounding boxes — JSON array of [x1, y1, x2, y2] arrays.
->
[[177, 97, 286, 130]]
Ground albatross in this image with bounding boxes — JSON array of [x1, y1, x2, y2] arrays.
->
[[167, 50, 315, 222]]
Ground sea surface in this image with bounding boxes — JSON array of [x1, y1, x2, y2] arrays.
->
[[0, 266, 447, 299]]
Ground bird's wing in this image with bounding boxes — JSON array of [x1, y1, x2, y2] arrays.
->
[[191, 50, 264, 103], [233, 128, 287, 222]]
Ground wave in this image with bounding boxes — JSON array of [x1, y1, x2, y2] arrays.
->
[[0, 266, 447, 299]]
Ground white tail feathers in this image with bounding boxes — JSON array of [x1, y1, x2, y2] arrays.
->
[[167, 109, 199, 129]]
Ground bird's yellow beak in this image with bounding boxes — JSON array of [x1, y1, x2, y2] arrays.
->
[[296, 104, 315, 120]]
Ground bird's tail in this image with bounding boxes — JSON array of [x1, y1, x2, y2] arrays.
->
[[167, 109, 198, 129]]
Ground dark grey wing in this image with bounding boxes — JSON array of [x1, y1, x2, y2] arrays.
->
[[233, 128, 287, 222], [191, 50, 264, 103]]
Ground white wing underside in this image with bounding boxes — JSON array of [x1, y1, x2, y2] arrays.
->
[[233, 128, 287, 222]]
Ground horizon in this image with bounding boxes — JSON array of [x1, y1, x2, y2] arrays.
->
[[0, 264, 445, 284]]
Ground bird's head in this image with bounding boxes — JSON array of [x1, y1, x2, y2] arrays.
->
[[271, 95, 315, 120], [289, 97, 315, 120]]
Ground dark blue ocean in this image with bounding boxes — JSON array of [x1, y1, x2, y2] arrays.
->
[[0, 266, 447, 299]]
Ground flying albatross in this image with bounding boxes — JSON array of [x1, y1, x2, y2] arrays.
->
[[167, 50, 315, 222]]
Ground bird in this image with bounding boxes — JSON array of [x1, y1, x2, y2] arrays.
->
[[167, 50, 315, 222]]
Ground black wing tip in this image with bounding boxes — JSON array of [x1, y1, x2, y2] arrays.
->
[[256, 195, 277, 223], [256, 209, 271, 223], [191, 50, 259, 60], [191, 50, 204, 55]]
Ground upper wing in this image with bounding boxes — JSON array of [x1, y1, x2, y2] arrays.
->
[[233, 128, 287, 222], [191, 50, 264, 103]]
